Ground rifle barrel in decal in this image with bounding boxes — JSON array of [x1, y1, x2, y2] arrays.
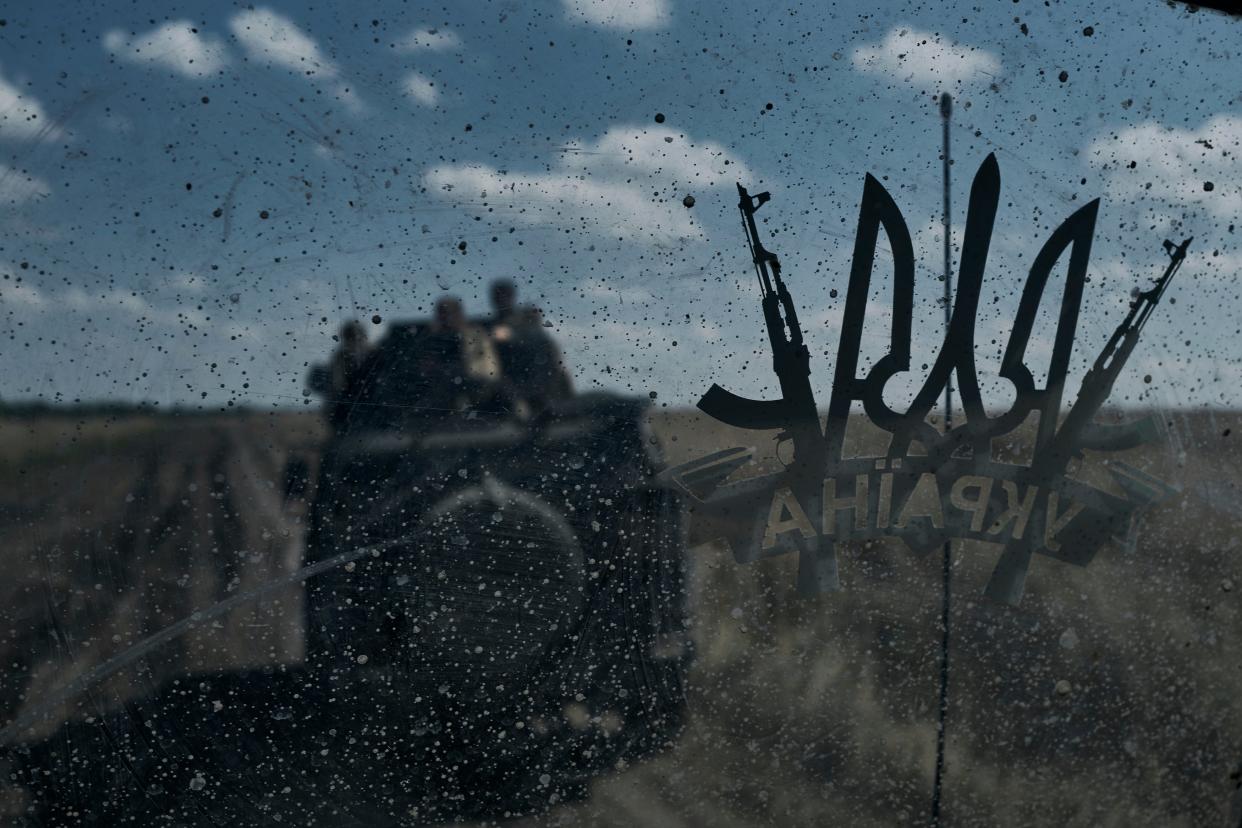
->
[[697, 184, 824, 477], [1037, 236, 1191, 476]]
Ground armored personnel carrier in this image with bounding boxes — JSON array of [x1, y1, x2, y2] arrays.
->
[[5, 317, 691, 825], [299, 317, 694, 819]]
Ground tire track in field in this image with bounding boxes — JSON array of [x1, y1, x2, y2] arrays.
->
[[2, 418, 319, 739]]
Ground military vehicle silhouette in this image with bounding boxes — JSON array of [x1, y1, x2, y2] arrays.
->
[[299, 315, 693, 819], [5, 315, 691, 825]]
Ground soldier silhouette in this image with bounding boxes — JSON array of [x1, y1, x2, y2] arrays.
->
[[325, 319, 370, 427], [487, 277, 520, 330], [425, 295, 501, 411], [485, 279, 572, 410]]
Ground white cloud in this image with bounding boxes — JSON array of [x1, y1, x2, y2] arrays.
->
[[403, 72, 438, 106], [558, 318, 677, 353], [558, 128, 745, 182], [63, 287, 143, 314], [399, 27, 461, 51], [103, 22, 230, 78], [426, 164, 673, 240], [0, 164, 51, 205], [851, 27, 1000, 89], [1094, 248, 1241, 289], [582, 277, 655, 304], [230, 9, 335, 77], [0, 67, 62, 142], [229, 8, 364, 111], [1088, 114, 1240, 221], [61, 287, 207, 327], [912, 218, 964, 267], [1196, 249, 1242, 282], [221, 321, 264, 342], [424, 124, 749, 244], [0, 278, 44, 307], [172, 271, 207, 293], [563, 0, 669, 29]]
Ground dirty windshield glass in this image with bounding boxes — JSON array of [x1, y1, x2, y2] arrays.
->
[[1, 1, 1239, 825]]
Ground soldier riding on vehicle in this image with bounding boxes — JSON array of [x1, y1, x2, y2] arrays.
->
[[485, 279, 573, 413]]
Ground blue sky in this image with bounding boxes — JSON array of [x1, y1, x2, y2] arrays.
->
[[0, 0, 1237, 410]]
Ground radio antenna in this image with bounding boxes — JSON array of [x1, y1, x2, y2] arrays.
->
[[931, 90, 954, 828]]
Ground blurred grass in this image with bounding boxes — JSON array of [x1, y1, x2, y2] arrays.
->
[[1, 407, 1239, 826]]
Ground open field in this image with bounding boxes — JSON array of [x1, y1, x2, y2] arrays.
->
[[1, 407, 1240, 826]]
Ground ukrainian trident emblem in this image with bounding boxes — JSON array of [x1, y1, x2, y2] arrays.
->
[[666, 153, 1189, 605]]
